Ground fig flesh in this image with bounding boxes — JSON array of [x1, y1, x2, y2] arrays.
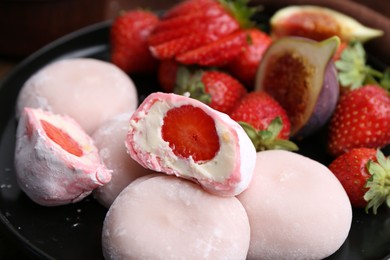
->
[[270, 5, 383, 43], [255, 36, 340, 139]]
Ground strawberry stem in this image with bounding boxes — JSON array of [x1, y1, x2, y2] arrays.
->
[[239, 117, 299, 152], [217, 0, 259, 29], [364, 150, 390, 214], [336, 41, 390, 91]]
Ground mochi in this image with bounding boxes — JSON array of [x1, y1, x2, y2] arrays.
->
[[14, 107, 111, 206], [102, 175, 250, 260], [237, 150, 352, 259], [92, 112, 155, 208], [16, 58, 138, 134], [126, 92, 256, 197]]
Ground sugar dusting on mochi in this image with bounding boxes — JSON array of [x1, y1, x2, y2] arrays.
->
[[92, 112, 155, 208], [14, 107, 112, 206], [237, 150, 352, 259], [16, 58, 138, 134], [102, 175, 250, 259]]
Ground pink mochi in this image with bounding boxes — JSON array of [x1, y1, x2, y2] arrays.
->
[[92, 112, 155, 208], [14, 107, 112, 206], [237, 150, 352, 259], [102, 175, 250, 259], [125, 92, 256, 197], [16, 58, 138, 134]]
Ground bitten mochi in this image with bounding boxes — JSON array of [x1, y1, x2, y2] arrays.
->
[[92, 112, 155, 208], [15, 107, 111, 206], [126, 92, 256, 197], [16, 58, 138, 134], [102, 175, 250, 260], [238, 150, 352, 260]]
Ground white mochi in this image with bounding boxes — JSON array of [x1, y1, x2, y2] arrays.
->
[[16, 58, 138, 134], [102, 175, 250, 260], [92, 112, 155, 208], [237, 150, 352, 260]]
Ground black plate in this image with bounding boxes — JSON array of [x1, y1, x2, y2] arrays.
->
[[0, 20, 389, 260]]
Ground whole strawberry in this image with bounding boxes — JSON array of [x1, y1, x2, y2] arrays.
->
[[111, 10, 159, 74], [327, 85, 390, 157], [328, 148, 390, 214], [226, 28, 272, 88], [229, 91, 297, 151], [175, 67, 247, 114]]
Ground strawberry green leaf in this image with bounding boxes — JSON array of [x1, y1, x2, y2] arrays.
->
[[238, 117, 298, 152], [218, 0, 260, 29], [335, 41, 387, 90], [380, 68, 390, 91], [175, 67, 212, 104], [363, 150, 390, 214]]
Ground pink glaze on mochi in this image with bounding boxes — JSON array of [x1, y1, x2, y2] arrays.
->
[[14, 107, 112, 206], [237, 150, 352, 259], [16, 58, 138, 134], [92, 112, 155, 208], [125, 92, 256, 197], [102, 175, 250, 260]]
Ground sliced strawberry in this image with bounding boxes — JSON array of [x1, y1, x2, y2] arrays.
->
[[226, 28, 272, 87], [41, 120, 83, 157], [154, 4, 224, 33], [163, 0, 217, 19], [148, 13, 239, 46], [161, 105, 220, 162], [176, 30, 248, 66], [150, 33, 213, 60]]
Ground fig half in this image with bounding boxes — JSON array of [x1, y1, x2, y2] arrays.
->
[[270, 5, 383, 42], [255, 36, 340, 139]]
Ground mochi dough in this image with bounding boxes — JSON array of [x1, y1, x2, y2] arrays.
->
[[92, 112, 155, 208], [102, 175, 250, 260], [16, 58, 138, 134], [237, 150, 352, 260]]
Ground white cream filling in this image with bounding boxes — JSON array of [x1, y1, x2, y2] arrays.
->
[[130, 100, 237, 183]]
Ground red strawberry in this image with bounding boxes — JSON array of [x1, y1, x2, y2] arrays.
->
[[229, 91, 297, 151], [110, 10, 159, 74], [226, 28, 272, 87], [148, 0, 256, 65], [163, 0, 216, 19], [148, 12, 238, 46], [328, 148, 390, 214], [174, 67, 247, 114], [176, 30, 249, 66], [149, 33, 213, 60], [161, 104, 220, 162], [327, 85, 390, 157], [41, 120, 83, 157], [157, 59, 179, 92]]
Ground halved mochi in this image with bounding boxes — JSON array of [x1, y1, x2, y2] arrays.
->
[[92, 112, 156, 208], [237, 150, 352, 259], [16, 58, 138, 134], [102, 175, 250, 260], [14, 107, 112, 206], [126, 92, 256, 197]]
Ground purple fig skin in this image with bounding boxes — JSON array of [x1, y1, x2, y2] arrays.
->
[[293, 61, 339, 139], [255, 36, 341, 140]]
